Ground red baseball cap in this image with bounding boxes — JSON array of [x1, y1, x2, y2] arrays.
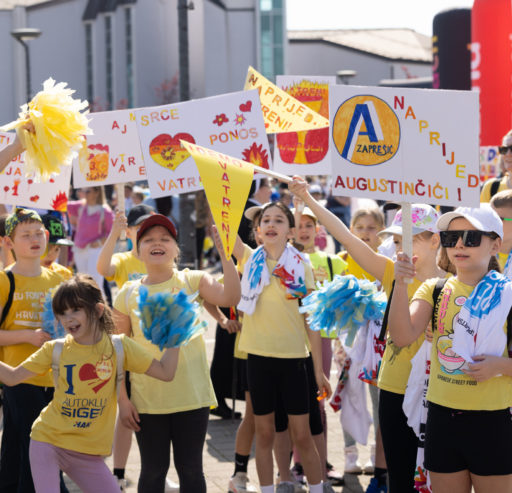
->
[[136, 214, 178, 244]]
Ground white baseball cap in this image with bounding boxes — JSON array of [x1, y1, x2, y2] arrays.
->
[[437, 204, 503, 239], [378, 203, 440, 237], [291, 206, 317, 223]]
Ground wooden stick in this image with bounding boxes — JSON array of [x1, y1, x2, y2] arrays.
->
[[252, 165, 292, 184], [401, 202, 413, 284], [116, 183, 127, 241]]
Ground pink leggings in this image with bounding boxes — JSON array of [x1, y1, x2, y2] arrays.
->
[[29, 440, 120, 493]]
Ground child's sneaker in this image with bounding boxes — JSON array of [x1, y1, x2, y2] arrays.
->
[[363, 444, 376, 474], [228, 472, 258, 492], [323, 481, 336, 493], [290, 463, 308, 492], [276, 482, 295, 493], [365, 477, 388, 493], [116, 477, 127, 492], [344, 445, 362, 474], [326, 461, 344, 486], [165, 478, 179, 492]]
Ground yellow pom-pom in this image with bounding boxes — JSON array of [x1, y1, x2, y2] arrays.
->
[[0, 78, 92, 181]]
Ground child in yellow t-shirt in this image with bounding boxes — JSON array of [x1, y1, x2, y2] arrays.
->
[[41, 214, 74, 280], [490, 190, 512, 276], [97, 204, 151, 288], [113, 214, 240, 493], [0, 208, 66, 491], [390, 205, 512, 491], [234, 202, 331, 493], [0, 274, 179, 492], [290, 177, 445, 493], [0, 214, 15, 269]]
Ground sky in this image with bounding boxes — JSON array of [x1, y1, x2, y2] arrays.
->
[[286, 0, 474, 36]]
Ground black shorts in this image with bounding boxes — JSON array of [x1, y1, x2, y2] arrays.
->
[[274, 356, 323, 435], [425, 402, 512, 476], [237, 358, 249, 393], [247, 354, 309, 416]]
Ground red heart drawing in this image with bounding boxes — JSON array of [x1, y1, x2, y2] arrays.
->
[[239, 101, 252, 112], [149, 133, 195, 171], [79, 363, 110, 393]]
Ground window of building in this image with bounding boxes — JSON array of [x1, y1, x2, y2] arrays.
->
[[125, 7, 135, 108], [105, 15, 113, 109], [259, 0, 285, 80], [85, 22, 94, 103]]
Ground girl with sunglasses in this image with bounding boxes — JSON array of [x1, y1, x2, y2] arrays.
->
[[481, 129, 512, 203], [390, 205, 512, 493], [289, 177, 446, 493]]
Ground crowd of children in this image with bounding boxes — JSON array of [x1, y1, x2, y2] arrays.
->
[[1, 128, 512, 493]]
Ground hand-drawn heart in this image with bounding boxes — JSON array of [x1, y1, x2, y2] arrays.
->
[[239, 101, 252, 112], [149, 133, 196, 171], [79, 363, 110, 393]]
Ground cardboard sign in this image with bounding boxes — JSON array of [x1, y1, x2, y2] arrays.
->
[[244, 67, 330, 133], [72, 109, 145, 188], [274, 75, 335, 175], [480, 146, 500, 182], [182, 141, 254, 259], [135, 90, 270, 198], [0, 132, 71, 211], [330, 86, 480, 207]]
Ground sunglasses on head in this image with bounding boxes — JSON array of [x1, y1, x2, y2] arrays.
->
[[440, 230, 497, 248], [498, 145, 512, 155]]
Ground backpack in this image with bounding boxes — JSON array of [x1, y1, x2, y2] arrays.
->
[[490, 177, 502, 200], [0, 271, 15, 329], [51, 335, 125, 398]]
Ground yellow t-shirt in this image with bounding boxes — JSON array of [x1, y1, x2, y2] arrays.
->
[[47, 262, 73, 281], [0, 268, 64, 387], [22, 333, 153, 455], [480, 175, 508, 203], [105, 251, 146, 289], [498, 252, 509, 271], [114, 270, 217, 414], [341, 252, 377, 282], [377, 259, 425, 395], [238, 246, 315, 358], [414, 277, 512, 410], [308, 251, 347, 339]]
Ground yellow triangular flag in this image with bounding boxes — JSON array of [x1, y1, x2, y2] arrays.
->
[[181, 141, 254, 260], [244, 66, 329, 134]]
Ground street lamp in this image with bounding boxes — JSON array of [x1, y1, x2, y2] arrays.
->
[[336, 69, 357, 85], [11, 28, 42, 103]]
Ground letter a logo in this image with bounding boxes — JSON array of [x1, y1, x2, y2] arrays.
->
[[332, 95, 400, 166]]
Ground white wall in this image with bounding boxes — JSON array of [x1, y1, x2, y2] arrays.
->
[[288, 40, 431, 86]]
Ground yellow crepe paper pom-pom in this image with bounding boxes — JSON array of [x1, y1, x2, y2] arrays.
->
[[0, 78, 91, 182]]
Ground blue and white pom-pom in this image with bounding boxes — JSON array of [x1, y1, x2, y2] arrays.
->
[[137, 286, 207, 350], [41, 292, 66, 339], [300, 274, 386, 346]]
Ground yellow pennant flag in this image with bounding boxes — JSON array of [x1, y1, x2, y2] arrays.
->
[[244, 66, 329, 134], [181, 141, 254, 260]]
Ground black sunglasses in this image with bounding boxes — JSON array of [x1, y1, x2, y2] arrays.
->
[[440, 230, 497, 248], [498, 145, 512, 155]]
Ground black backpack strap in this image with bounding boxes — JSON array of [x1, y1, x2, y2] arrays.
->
[[378, 280, 395, 341], [326, 255, 334, 282], [0, 271, 15, 329], [431, 277, 448, 330], [490, 177, 501, 199]]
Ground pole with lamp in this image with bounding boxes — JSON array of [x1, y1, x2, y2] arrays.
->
[[11, 28, 42, 103]]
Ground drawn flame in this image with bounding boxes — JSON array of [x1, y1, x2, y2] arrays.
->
[[242, 143, 269, 169], [51, 191, 68, 212], [283, 80, 329, 103]]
